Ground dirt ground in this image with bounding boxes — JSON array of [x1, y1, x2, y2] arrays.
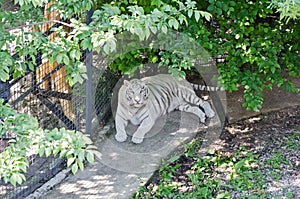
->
[[142, 105, 300, 198]]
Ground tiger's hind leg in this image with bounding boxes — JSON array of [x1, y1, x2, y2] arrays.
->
[[178, 104, 206, 123], [182, 91, 215, 118], [200, 101, 215, 118]]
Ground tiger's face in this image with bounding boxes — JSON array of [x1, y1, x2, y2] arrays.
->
[[124, 79, 149, 108]]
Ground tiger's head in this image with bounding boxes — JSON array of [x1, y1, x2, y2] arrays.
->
[[124, 79, 149, 108]]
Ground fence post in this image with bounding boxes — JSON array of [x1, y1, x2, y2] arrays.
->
[[85, 9, 93, 134]]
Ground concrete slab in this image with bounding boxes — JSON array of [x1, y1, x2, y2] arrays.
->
[[42, 160, 152, 199], [42, 102, 223, 199]]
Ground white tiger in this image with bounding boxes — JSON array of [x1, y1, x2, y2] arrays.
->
[[115, 74, 222, 144]]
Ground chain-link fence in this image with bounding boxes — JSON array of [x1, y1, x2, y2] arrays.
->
[[0, 1, 118, 198]]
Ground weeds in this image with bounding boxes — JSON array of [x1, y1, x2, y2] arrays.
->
[[133, 132, 300, 198]]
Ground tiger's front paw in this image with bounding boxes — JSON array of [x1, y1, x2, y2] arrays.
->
[[206, 109, 215, 118], [202, 101, 215, 118], [115, 133, 127, 142], [132, 135, 144, 144]]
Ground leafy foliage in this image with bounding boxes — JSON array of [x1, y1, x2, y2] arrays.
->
[[190, 0, 300, 111], [0, 0, 92, 85], [1, 0, 299, 110], [90, 0, 300, 111], [270, 0, 300, 22], [0, 99, 98, 186], [0, 0, 211, 83]]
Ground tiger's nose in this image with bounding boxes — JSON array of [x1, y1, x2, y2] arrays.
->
[[134, 97, 141, 103]]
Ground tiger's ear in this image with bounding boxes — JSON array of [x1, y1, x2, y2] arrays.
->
[[124, 80, 130, 86]]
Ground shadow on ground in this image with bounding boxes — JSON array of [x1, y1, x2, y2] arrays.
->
[[42, 77, 300, 199]]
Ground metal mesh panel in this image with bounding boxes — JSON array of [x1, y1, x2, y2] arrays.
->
[[0, 157, 64, 199], [0, 63, 72, 199], [0, 1, 115, 198], [95, 68, 120, 126], [73, 53, 120, 134]]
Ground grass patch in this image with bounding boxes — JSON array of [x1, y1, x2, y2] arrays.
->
[[133, 131, 300, 199]]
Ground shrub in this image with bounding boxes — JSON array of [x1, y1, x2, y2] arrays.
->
[[185, 0, 300, 111], [0, 99, 98, 186]]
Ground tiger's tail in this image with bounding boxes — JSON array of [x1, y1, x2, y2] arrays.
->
[[191, 83, 225, 91]]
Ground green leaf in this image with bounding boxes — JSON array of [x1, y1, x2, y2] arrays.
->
[[69, 49, 77, 60], [75, 50, 82, 60], [38, 146, 45, 157], [103, 44, 110, 55], [49, 56, 54, 66], [168, 19, 173, 28], [19, 164, 28, 173], [216, 192, 231, 199], [168, 18, 179, 29], [53, 148, 60, 157], [81, 39, 90, 50], [15, 173, 23, 185], [270, 66, 276, 74], [149, 25, 157, 34], [203, 12, 212, 21], [207, 5, 214, 12], [207, 148, 216, 155], [178, 15, 187, 25], [229, 1, 236, 6], [78, 160, 84, 171], [235, 160, 245, 171], [86, 152, 94, 164], [195, 11, 200, 22], [168, 155, 180, 163], [67, 157, 75, 167], [82, 135, 93, 145], [0, 70, 9, 81], [63, 54, 70, 65], [10, 174, 17, 187], [78, 149, 85, 162], [20, 173, 26, 182], [188, 9, 193, 18], [71, 163, 78, 174], [216, 8, 222, 15], [151, 56, 158, 63], [45, 147, 52, 157], [17, 0, 24, 7], [134, 27, 145, 40], [59, 149, 67, 158], [173, 19, 179, 30], [216, 1, 222, 8], [161, 24, 168, 33], [145, 27, 151, 39]]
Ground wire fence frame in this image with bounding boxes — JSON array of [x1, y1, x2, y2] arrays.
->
[[0, 4, 118, 198], [85, 9, 94, 135]]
